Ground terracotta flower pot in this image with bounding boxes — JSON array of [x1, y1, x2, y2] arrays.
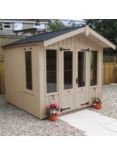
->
[[95, 102, 101, 109], [49, 114, 58, 121]]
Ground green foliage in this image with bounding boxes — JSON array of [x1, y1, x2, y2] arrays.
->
[[48, 20, 66, 31], [85, 19, 117, 56]]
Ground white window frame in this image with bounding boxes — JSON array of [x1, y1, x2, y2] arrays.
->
[[3, 23, 11, 29]]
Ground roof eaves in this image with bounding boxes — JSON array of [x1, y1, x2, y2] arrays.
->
[[2, 40, 43, 49], [2, 26, 83, 48], [86, 26, 116, 50]]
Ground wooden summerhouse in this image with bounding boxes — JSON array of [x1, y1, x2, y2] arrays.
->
[[2, 26, 116, 119]]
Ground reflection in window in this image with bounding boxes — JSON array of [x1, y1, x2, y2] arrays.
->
[[25, 51, 32, 90], [64, 51, 73, 89], [14, 22, 23, 30], [90, 51, 97, 86], [46, 50, 57, 93], [78, 52, 86, 87]]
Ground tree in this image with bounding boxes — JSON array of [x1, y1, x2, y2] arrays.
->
[[48, 20, 66, 31], [85, 19, 117, 56]]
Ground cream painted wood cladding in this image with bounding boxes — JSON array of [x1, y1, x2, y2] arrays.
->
[[3, 26, 116, 119], [0, 36, 24, 94]]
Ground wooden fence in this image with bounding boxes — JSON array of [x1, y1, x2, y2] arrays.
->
[[103, 58, 117, 84], [0, 61, 5, 94]]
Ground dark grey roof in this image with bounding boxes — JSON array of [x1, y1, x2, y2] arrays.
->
[[3, 26, 84, 47]]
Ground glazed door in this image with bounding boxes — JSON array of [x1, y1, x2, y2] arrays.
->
[[89, 51, 99, 104], [61, 50, 75, 111], [75, 51, 89, 108]]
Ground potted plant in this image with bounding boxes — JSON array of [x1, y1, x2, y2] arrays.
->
[[93, 98, 102, 109], [45, 104, 61, 121]]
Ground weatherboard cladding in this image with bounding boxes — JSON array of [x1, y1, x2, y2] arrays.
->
[[3, 26, 83, 47]]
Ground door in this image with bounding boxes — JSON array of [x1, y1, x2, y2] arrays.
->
[[75, 51, 89, 108], [89, 51, 99, 104], [61, 50, 75, 111]]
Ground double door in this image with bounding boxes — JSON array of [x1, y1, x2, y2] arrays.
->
[[62, 49, 90, 110], [45, 48, 99, 113]]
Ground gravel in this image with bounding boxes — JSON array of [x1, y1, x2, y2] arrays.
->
[[0, 96, 85, 136], [89, 83, 117, 119], [1, 84, 117, 136]]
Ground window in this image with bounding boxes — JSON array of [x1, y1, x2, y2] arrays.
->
[[14, 22, 23, 30], [64, 51, 73, 89], [46, 50, 57, 93], [78, 52, 86, 87], [90, 51, 98, 86], [25, 51, 32, 90], [3, 23, 11, 29]]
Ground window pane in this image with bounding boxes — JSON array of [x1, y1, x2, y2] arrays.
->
[[78, 52, 86, 87], [46, 50, 57, 93], [25, 51, 32, 90], [3, 23, 11, 29], [90, 51, 97, 86], [64, 51, 73, 89]]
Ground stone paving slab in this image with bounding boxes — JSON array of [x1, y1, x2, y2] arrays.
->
[[60, 109, 117, 136], [60, 83, 117, 136]]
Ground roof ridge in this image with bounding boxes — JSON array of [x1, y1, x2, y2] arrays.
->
[[28, 26, 82, 37]]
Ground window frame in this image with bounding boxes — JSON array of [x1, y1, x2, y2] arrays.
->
[[63, 50, 73, 90], [90, 50, 98, 86], [46, 49, 58, 94], [25, 50, 33, 91], [77, 51, 86, 88]]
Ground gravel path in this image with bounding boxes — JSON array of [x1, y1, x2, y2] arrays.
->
[[0, 96, 85, 136], [89, 84, 117, 119]]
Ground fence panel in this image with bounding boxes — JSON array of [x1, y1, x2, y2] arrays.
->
[[103, 61, 117, 84], [0, 62, 5, 94]]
